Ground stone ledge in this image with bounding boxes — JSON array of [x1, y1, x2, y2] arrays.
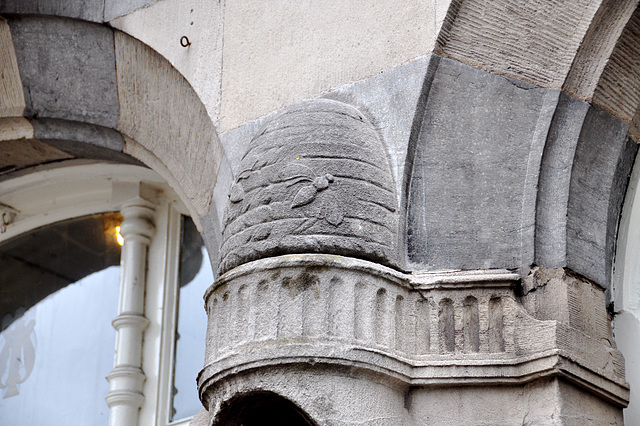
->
[[199, 255, 629, 412]]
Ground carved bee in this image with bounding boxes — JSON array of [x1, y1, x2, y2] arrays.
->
[[279, 162, 344, 227]]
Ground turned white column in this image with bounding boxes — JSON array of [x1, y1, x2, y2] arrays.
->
[[107, 183, 155, 426]]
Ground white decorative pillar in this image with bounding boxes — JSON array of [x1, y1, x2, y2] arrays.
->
[[107, 183, 155, 426]]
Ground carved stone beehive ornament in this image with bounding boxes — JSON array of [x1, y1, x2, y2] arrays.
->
[[218, 99, 398, 275]]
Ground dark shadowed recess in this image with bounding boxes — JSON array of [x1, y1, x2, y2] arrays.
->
[[213, 392, 318, 426]]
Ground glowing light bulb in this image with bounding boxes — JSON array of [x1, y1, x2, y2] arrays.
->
[[115, 226, 124, 246]]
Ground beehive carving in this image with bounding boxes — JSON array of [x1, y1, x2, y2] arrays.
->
[[218, 99, 398, 275]]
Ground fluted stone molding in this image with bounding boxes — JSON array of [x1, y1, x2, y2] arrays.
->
[[106, 183, 155, 426], [198, 255, 628, 424]]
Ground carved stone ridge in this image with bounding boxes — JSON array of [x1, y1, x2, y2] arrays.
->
[[198, 255, 629, 410]]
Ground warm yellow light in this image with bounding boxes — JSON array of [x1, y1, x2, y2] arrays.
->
[[115, 226, 124, 246]]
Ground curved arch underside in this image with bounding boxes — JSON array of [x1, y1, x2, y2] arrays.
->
[[0, 13, 222, 222]]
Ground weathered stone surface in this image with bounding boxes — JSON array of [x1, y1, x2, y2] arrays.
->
[[0, 0, 158, 22], [43, 139, 139, 165], [592, 6, 640, 124], [437, 0, 600, 89], [521, 267, 615, 342], [9, 17, 119, 128], [535, 93, 590, 268], [0, 138, 72, 173], [566, 106, 636, 286], [0, 0, 106, 22], [563, 0, 638, 103], [218, 99, 399, 274], [406, 58, 558, 271], [188, 409, 209, 426], [325, 55, 438, 201], [115, 30, 222, 218], [0, 117, 33, 141], [410, 379, 562, 425], [200, 204, 221, 279], [31, 118, 123, 152], [109, 0, 223, 123], [199, 255, 628, 424], [0, 18, 25, 118], [410, 378, 624, 425], [219, 0, 449, 131], [205, 366, 408, 426], [213, 54, 438, 229], [104, 0, 158, 21]]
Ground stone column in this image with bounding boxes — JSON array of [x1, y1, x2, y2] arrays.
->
[[106, 183, 155, 426]]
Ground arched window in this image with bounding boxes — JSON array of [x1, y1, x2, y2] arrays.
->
[[613, 148, 640, 424], [0, 162, 213, 426]]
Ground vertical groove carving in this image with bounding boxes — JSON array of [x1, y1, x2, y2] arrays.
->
[[278, 276, 302, 338], [439, 298, 455, 353], [302, 273, 322, 337], [235, 285, 248, 343], [354, 282, 367, 341], [394, 295, 404, 352], [416, 298, 430, 355], [207, 297, 220, 357], [326, 276, 338, 337], [254, 279, 270, 340], [219, 290, 230, 352], [463, 296, 480, 353], [327, 276, 353, 339], [375, 288, 389, 346], [208, 298, 217, 357], [489, 297, 505, 352]]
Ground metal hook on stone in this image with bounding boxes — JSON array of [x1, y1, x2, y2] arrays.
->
[[180, 36, 191, 47]]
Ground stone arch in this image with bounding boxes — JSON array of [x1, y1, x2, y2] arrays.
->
[[0, 12, 222, 229], [536, 4, 640, 286], [405, 1, 640, 287]]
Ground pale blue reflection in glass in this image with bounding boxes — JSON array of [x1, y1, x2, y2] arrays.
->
[[171, 217, 213, 421], [0, 266, 119, 425]]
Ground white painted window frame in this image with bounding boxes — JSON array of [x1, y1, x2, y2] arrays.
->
[[613, 149, 640, 424], [0, 160, 199, 426]]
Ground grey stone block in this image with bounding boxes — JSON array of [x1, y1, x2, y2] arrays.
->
[[200, 153, 234, 277], [406, 57, 559, 271], [0, 0, 105, 22], [43, 139, 141, 165], [566, 105, 633, 287], [323, 55, 437, 202], [29, 118, 142, 165], [218, 99, 399, 275], [535, 93, 590, 268], [0, 0, 164, 22], [200, 205, 221, 280], [31, 118, 124, 152], [9, 16, 119, 128], [104, 0, 157, 21]]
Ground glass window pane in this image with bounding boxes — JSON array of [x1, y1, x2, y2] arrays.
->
[[0, 213, 122, 425], [171, 216, 213, 421]]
